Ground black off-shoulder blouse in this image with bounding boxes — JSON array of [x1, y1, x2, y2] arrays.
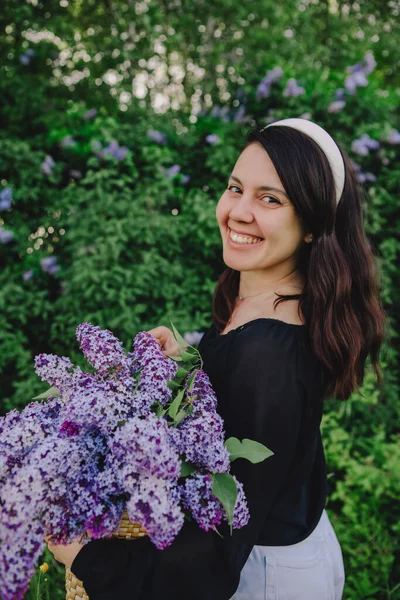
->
[[71, 318, 328, 600]]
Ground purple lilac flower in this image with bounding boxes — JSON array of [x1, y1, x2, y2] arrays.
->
[[206, 134, 220, 145], [0, 187, 12, 210], [110, 414, 181, 483], [183, 331, 204, 346], [40, 156, 56, 176], [83, 108, 98, 120], [350, 161, 377, 184], [40, 255, 59, 274], [210, 106, 230, 122], [233, 105, 249, 124], [100, 140, 128, 161], [147, 130, 167, 145], [34, 353, 76, 393], [69, 169, 82, 179], [169, 409, 230, 473], [345, 72, 368, 94], [126, 475, 185, 550], [0, 227, 14, 244], [129, 331, 178, 409], [283, 78, 305, 97], [181, 174, 190, 184], [328, 100, 346, 113], [164, 164, 181, 178], [23, 270, 34, 281], [181, 474, 224, 531], [181, 473, 249, 531], [60, 136, 76, 148], [387, 129, 400, 144], [345, 52, 376, 94], [256, 66, 283, 100], [335, 88, 345, 100], [351, 134, 379, 156]]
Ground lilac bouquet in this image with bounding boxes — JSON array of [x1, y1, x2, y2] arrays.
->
[[0, 321, 273, 600]]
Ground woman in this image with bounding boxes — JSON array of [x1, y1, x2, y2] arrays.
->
[[47, 118, 386, 599]]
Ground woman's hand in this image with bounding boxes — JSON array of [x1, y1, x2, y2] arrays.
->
[[147, 326, 187, 358], [45, 534, 87, 569]]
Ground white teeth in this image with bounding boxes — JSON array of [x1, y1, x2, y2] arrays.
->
[[229, 229, 263, 244]]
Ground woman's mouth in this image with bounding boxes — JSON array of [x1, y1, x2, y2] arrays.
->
[[228, 228, 264, 247]]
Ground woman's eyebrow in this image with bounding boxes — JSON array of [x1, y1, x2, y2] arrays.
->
[[228, 174, 289, 199]]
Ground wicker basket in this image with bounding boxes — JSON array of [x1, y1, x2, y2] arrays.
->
[[65, 511, 147, 600]]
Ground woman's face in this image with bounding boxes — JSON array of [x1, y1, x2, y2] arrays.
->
[[216, 142, 309, 276]]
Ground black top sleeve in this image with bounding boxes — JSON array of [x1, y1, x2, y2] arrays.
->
[[71, 326, 307, 600]]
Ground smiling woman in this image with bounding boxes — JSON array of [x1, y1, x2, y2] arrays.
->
[[66, 119, 386, 600]]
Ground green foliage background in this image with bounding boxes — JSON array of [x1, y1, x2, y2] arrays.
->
[[0, 1, 399, 598]]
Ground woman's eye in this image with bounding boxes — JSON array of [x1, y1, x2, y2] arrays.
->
[[227, 185, 281, 205]]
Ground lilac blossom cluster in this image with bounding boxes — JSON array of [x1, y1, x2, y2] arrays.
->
[[0, 322, 252, 600]]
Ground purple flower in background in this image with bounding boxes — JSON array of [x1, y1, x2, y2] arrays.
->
[[283, 78, 305, 97], [352, 134, 379, 156], [181, 174, 190, 185], [100, 140, 128, 161], [23, 270, 34, 281], [335, 88, 345, 100], [387, 129, 400, 144], [256, 66, 283, 100], [40, 156, 55, 176], [328, 100, 346, 113], [0, 187, 12, 210], [0, 227, 14, 244], [345, 51, 376, 94], [19, 49, 35, 66], [350, 160, 377, 184], [205, 134, 220, 145], [60, 136, 76, 148], [83, 108, 97, 120], [210, 106, 230, 122], [233, 105, 248, 124], [40, 256, 59, 274], [164, 164, 181, 179], [69, 169, 82, 179], [147, 130, 167, 145], [183, 331, 204, 346]]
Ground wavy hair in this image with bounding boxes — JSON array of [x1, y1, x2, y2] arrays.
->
[[212, 125, 388, 401]]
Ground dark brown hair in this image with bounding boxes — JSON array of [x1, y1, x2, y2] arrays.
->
[[212, 125, 388, 401]]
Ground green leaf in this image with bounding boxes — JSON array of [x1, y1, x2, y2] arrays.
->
[[225, 437, 274, 463], [187, 371, 197, 393], [173, 409, 188, 425], [32, 386, 60, 400], [211, 473, 238, 534], [168, 388, 185, 419], [175, 367, 191, 379], [180, 461, 196, 477], [166, 379, 181, 390], [178, 348, 196, 362], [169, 319, 189, 349]]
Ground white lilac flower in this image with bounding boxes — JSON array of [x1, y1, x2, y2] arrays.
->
[[0, 187, 12, 210], [126, 475, 185, 549]]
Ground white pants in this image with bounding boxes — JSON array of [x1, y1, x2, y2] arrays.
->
[[230, 509, 345, 600]]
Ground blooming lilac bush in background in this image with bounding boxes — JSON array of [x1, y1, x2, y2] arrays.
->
[[0, 322, 272, 600]]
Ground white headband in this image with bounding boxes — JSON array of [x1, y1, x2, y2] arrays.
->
[[260, 118, 345, 205]]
